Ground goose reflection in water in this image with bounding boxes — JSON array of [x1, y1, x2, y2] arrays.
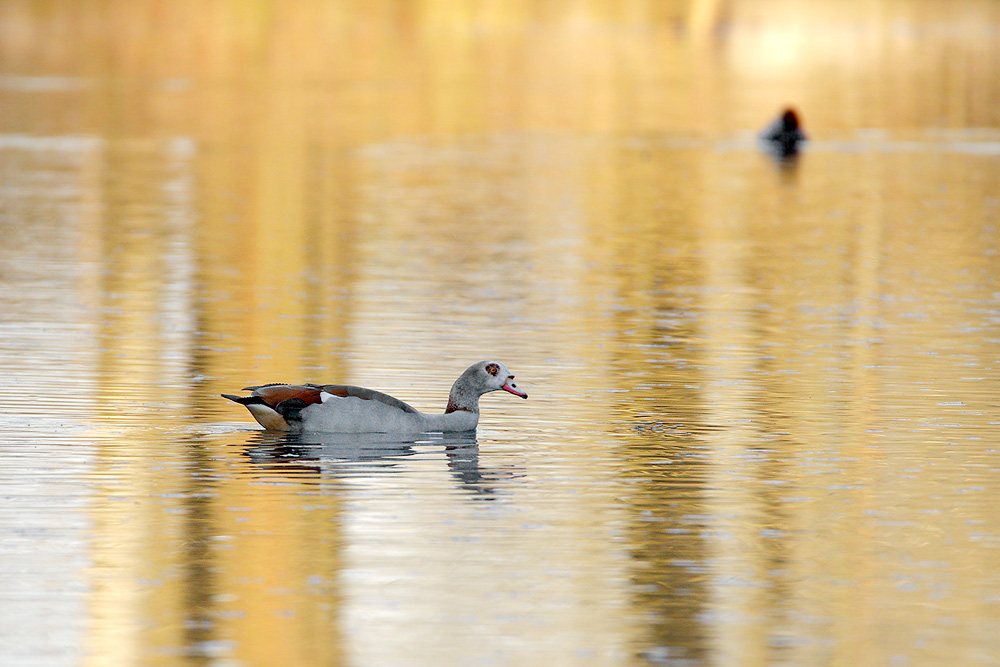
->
[[240, 430, 522, 499]]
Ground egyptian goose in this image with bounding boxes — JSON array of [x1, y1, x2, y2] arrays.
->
[[223, 360, 527, 433]]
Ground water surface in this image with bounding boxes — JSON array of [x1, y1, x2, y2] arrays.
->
[[1, 2, 1000, 666]]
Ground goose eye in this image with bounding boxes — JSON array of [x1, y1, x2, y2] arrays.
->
[[485, 363, 499, 376]]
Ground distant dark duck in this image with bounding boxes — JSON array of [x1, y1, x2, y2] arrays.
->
[[223, 360, 527, 433], [761, 108, 806, 158]]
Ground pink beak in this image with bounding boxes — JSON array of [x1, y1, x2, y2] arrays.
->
[[502, 376, 528, 399]]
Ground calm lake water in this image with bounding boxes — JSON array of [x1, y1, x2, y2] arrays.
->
[[2, 2, 1000, 665]]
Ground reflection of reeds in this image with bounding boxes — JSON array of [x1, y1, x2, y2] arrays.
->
[[1, 0, 998, 135]]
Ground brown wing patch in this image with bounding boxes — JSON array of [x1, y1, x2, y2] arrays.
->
[[251, 385, 323, 408]]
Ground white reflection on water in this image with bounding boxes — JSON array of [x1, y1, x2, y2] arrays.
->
[[0, 439, 92, 663], [240, 430, 510, 491], [0, 136, 99, 664]]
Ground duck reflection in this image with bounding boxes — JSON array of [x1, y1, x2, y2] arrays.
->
[[240, 430, 517, 498]]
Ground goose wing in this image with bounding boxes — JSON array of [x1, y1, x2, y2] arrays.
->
[[307, 384, 420, 415]]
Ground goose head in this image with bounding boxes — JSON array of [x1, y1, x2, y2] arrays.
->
[[481, 360, 527, 398], [446, 360, 527, 413]]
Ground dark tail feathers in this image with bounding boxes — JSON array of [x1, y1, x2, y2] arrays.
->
[[222, 393, 262, 405], [222, 393, 306, 425]]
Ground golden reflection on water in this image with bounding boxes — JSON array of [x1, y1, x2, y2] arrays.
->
[[2, 1, 1000, 666]]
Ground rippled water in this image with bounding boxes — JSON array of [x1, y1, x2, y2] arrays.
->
[[2, 2, 1000, 666]]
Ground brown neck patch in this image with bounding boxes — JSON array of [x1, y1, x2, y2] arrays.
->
[[445, 399, 476, 414]]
